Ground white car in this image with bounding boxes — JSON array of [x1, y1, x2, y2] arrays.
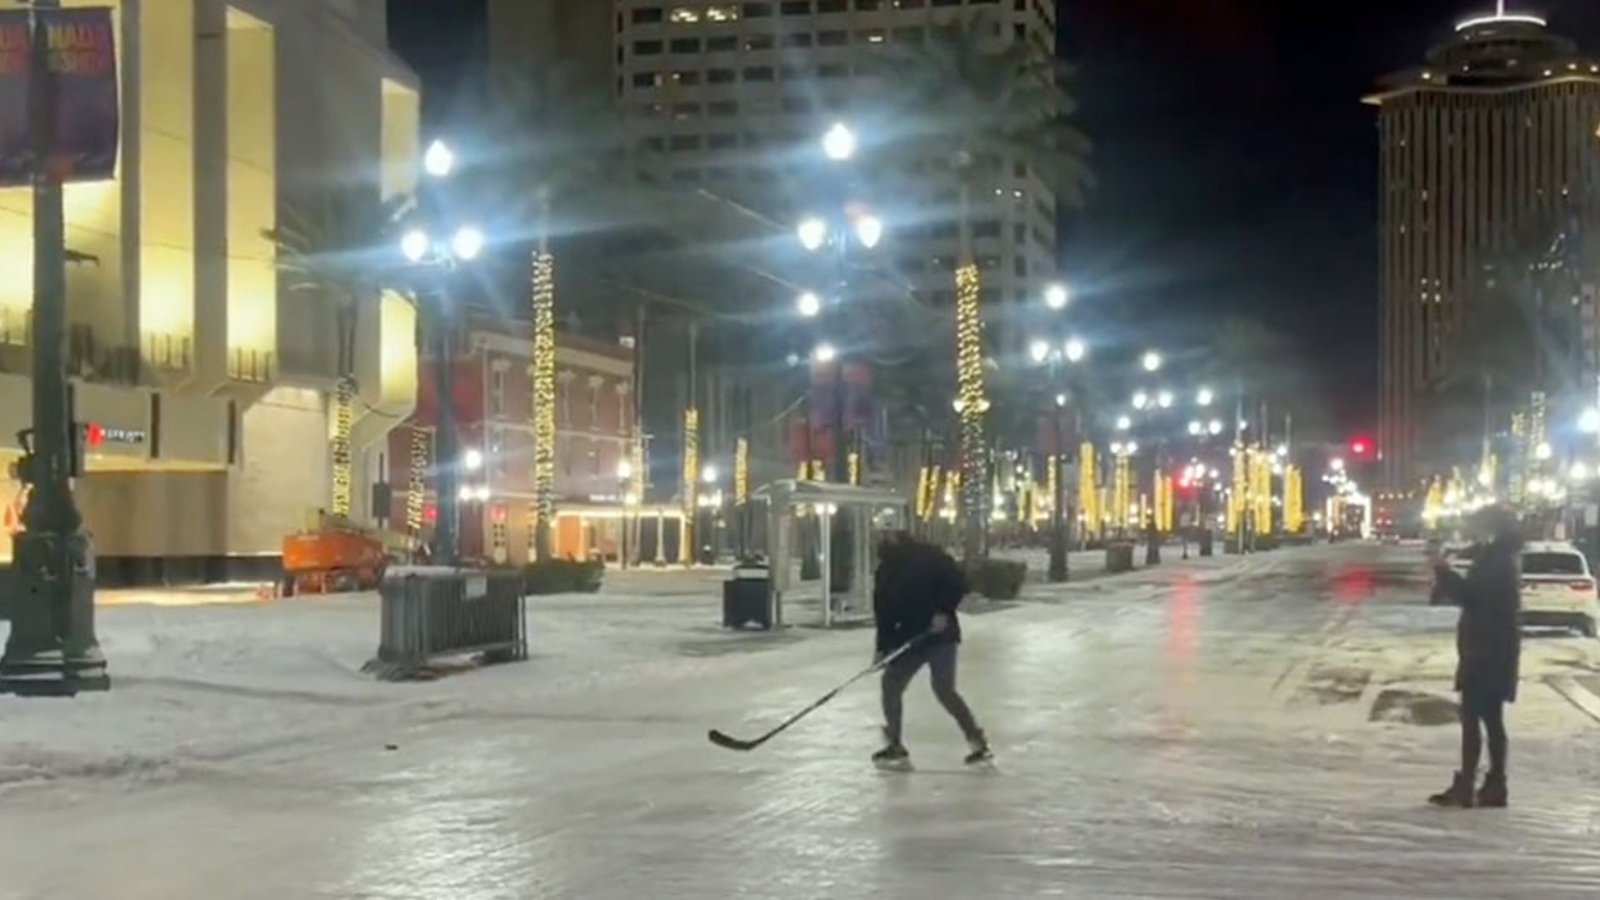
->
[[1519, 541, 1598, 638], [1433, 541, 1598, 637]]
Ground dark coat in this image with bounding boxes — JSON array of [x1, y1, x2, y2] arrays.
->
[[1434, 536, 1522, 703], [874, 539, 967, 654]]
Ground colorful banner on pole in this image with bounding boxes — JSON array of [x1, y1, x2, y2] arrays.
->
[[0, 7, 119, 187]]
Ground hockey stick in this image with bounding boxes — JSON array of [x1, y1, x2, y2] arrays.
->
[[708, 637, 924, 752]]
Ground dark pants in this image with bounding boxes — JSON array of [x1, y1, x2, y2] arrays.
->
[[881, 641, 982, 745], [1460, 688, 1507, 776]]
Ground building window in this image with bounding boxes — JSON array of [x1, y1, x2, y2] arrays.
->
[[818, 63, 848, 78], [781, 96, 812, 113], [708, 132, 738, 149], [669, 134, 702, 151], [706, 4, 741, 21], [670, 6, 701, 23], [783, 32, 812, 47], [633, 40, 663, 56], [670, 37, 700, 53], [633, 7, 665, 24], [1013, 223, 1027, 242], [976, 254, 1001, 270], [856, 0, 884, 8], [745, 34, 774, 50], [742, 2, 773, 16], [973, 219, 1001, 238], [891, 27, 924, 45], [708, 68, 737, 85], [709, 99, 739, 116], [780, 0, 811, 13], [744, 66, 775, 82], [858, 28, 886, 44], [632, 72, 662, 89], [707, 34, 737, 51], [818, 30, 847, 46], [671, 70, 701, 86], [490, 367, 506, 417], [1013, 256, 1027, 277], [818, 0, 847, 11]]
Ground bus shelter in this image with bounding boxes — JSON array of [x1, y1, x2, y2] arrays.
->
[[752, 479, 907, 628]]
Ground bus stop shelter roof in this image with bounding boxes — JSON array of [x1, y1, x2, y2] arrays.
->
[[751, 479, 903, 508]]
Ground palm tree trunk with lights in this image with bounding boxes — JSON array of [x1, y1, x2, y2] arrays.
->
[[954, 180, 988, 564], [329, 305, 356, 519], [531, 196, 557, 561]]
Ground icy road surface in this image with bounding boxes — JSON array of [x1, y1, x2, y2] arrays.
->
[[4, 544, 1600, 898]]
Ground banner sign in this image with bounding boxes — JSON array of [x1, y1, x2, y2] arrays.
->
[[0, 8, 119, 187]]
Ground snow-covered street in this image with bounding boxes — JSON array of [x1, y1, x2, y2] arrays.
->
[[5, 543, 1600, 898]]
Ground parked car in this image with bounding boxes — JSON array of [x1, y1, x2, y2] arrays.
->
[[1519, 541, 1598, 638], [1431, 540, 1597, 637]]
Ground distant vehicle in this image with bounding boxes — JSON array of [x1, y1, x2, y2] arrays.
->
[[1431, 541, 1597, 638], [1519, 541, 1598, 638], [1374, 493, 1423, 541]]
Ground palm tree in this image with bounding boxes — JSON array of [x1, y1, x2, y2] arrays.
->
[[475, 65, 639, 560], [872, 10, 1092, 561], [267, 187, 415, 519]]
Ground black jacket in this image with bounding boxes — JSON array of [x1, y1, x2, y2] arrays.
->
[[874, 540, 967, 654], [1433, 536, 1522, 702]]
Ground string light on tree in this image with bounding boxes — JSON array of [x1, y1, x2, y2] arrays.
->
[[953, 262, 989, 556], [531, 251, 557, 559]]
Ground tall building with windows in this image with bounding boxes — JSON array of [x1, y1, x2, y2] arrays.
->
[[0, 0, 420, 584], [1365, 4, 1600, 489]]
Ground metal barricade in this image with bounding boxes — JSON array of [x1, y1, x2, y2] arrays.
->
[[366, 568, 527, 681]]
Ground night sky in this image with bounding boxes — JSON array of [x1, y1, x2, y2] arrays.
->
[[387, 0, 1600, 437]]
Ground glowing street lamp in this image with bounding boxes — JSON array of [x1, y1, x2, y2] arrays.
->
[[1157, 390, 1174, 409], [798, 217, 828, 251], [1116, 414, 1132, 431], [1208, 419, 1224, 436], [1132, 390, 1149, 410], [423, 139, 456, 178], [462, 448, 485, 471], [1142, 350, 1163, 373], [796, 291, 822, 318], [1064, 336, 1086, 363], [854, 214, 884, 249], [1581, 407, 1600, 434], [822, 122, 857, 161], [1196, 387, 1214, 407], [1029, 339, 1051, 364], [1044, 282, 1070, 310], [1188, 420, 1203, 436], [813, 342, 838, 364], [702, 464, 720, 485], [450, 225, 485, 261], [400, 228, 430, 263]]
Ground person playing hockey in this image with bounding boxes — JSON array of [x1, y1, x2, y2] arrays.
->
[[1427, 505, 1522, 808], [870, 532, 990, 769]]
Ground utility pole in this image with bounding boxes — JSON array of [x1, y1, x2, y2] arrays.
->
[[2, 0, 109, 696], [429, 283, 459, 564]]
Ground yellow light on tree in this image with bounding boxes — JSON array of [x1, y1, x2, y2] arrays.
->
[[1252, 449, 1272, 536], [954, 262, 988, 557], [1078, 442, 1098, 539], [1113, 452, 1132, 532], [1228, 447, 1246, 535], [330, 377, 354, 518], [407, 425, 429, 533], [734, 437, 750, 506], [681, 406, 699, 564], [531, 250, 557, 559], [1284, 464, 1304, 533]]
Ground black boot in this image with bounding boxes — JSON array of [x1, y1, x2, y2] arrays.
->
[[1477, 771, 1507, 808], [872, 741, 911, 770], [1428, 771, 1475, 808], [963, 731, 993, 766]]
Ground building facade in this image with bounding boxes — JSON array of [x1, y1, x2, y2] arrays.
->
[[391, 328, 666, 565], [1366, 6, 1600, 488], [0, 0, 420, 584]]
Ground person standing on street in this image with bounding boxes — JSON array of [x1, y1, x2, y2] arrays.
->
[[871, 533, 990, 769], [1427, 506, 1523, 808]]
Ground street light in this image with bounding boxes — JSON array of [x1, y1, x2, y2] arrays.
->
[[854, 213, 884, 249], [1188, 420, 1203, 436], [1536, 441, 1554, 461], [463, 448, 484, 471], [1208, 419, 1223, 436], [797, 217, 828, 251], [813, 342, 838, 364], [822, 121, 857, 161], [1142, 350, 1163, 373], [1029, 339, 1051, 364], [400, 228, 430, 263], [1157, 390, 1174, 409], [1196, 387, 1214, 407], [702, 464, 720, 485], [1582, 407, 1600, 434], [423, 139, 456, 178], [1132, 390, 1149, 410], [1064, 336, 1086, 363], [450, 225, 485, 261], [1044, 282, 1070, 310], [1116, 414, 1132, 431], [617, 459, 633, 481], [796, 290, 822, 318]]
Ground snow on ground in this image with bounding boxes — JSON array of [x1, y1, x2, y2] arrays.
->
[[3, 544, 1600, 897]]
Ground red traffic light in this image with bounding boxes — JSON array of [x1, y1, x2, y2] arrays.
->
[[1349, 435, 1373, 458], [84, 422, 104, 448]]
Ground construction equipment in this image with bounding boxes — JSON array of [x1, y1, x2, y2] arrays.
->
[[280, 512, 409, 596]]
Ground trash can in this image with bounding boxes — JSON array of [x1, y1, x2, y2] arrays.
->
[[1105, 542, 1135, 574], [723, 560, 772, 630], [1198, 529, 1215, 557]]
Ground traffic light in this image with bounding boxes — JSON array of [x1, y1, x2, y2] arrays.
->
[[1349, 435, 1374, 459]]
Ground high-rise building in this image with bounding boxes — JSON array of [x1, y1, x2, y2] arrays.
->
[[0, 0, 420, 584], [1365, 3, 1600, 488]]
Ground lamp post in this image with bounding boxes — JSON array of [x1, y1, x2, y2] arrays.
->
[[1028, 284, 1082, 583], [2, 0, 109, 695], [402, 138, 482, 566]]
